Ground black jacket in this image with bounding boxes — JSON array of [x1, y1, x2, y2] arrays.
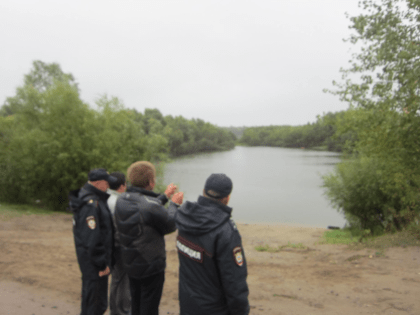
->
[[69, 183, 114, 279], [114, 186, 178, 279], [175, 196, 250, 315]]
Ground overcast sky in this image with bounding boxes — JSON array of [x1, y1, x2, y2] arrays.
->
[[0, 0, 363, 127]]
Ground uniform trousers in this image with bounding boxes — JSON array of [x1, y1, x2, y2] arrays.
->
[[129, 272, 165, 315], [81, 275, 109, 315]]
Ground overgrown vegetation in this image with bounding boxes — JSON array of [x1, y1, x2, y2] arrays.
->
[[358, 228, 420, 249], [322, 0, 420, 236], [0, 61, 235, 211]]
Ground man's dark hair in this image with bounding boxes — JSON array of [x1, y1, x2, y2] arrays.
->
[[109, 172, 126, 190]]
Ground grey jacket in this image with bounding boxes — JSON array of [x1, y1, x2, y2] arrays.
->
[[114, 186, 178, 279]]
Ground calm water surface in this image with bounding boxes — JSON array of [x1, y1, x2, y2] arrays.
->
[[163, 146, 346, 228]]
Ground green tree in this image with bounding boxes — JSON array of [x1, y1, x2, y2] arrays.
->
[[93, 95, 162, 168], [161, 115, 235, 156], [0, 62, 168, 210], [331, 0, 420, 113], [0, 81, 94, 207], [142, 108, 166, 134], [324, 0, 420, 232], [0, 60, 77, 116]]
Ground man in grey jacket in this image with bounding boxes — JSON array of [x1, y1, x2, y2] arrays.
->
[[114, 161, 183, 315]]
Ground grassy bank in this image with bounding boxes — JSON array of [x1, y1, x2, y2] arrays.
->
[[320, 226, 420, 248], [0, 202, 60, 219]]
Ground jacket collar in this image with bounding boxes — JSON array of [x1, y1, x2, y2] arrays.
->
[[82, 183, 110, 202], [197, 195, 232, 215], [126, 185, 160, 198]]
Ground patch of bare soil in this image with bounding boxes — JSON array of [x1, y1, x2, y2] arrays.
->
[[1, 214, 419, 315]]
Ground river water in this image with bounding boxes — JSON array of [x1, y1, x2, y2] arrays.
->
[[163, 146, 346, 228]]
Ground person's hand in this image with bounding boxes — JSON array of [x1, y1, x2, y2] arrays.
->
[[165, 183, 177, 198], [171, 192, 184, 205], [99, 266, 110, 277]]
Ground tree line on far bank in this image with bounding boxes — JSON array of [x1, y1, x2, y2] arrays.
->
[[237, 111, 355, 152], [0, 61, 235, 211]]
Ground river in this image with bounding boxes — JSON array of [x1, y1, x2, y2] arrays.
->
[[163, 146, 346, 228]]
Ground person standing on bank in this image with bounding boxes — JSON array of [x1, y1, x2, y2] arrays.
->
[[68, 168, 117, 315], [107, 172, 131, 315], [114, 161, 184, 315], [175, 173, 250, 315]]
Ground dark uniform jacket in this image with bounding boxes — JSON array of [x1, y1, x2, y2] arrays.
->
[[114, 186, 178, 280], [175, 196, 250, 315], [68, 183, 114, 279]]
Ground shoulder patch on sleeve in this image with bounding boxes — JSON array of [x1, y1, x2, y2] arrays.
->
[[86, 216, 96, 229], [233, 246, 244, 266]]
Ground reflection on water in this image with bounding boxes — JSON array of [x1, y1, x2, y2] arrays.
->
[[163, 146, 346, 228]]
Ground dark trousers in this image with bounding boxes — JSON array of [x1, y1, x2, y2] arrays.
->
[[129, 272, 165, 315], [110, 257, 131, 315], [81, 275, 109, 315]]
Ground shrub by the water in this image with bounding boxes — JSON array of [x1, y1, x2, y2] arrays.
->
[[323, 156, 420, 235]]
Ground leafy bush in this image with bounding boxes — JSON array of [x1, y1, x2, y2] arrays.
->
[[323, 156, 420, 234]]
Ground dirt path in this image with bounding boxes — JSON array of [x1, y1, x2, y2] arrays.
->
[[1, 213, 419, 315]]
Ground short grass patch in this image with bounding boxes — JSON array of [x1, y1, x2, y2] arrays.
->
[[0, 202, 56, 219], [255, 242, 308, 252], [320, 225, 420, 250], [319, 228, 359, 245]]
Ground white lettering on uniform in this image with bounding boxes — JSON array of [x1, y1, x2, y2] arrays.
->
[[177, 240, 202, 261]]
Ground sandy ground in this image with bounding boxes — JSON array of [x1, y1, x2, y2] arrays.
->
[[0, 213, 419, 315]]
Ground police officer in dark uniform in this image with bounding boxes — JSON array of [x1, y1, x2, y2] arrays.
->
[[68, 168, 117, 315], [175, 173, 250, 315]]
